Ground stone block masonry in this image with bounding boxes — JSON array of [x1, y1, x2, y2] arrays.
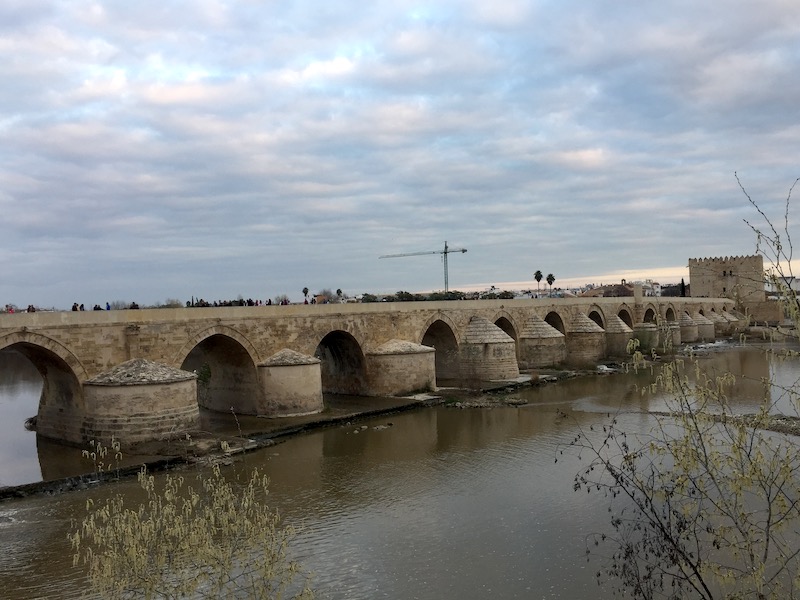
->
[[0, 297, 739, 445]]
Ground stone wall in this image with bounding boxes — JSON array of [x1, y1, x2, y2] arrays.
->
[[365, 340, 436, 396], [258, 349, 324, 416], [82, 359, 199, 445], [740, 300, 785, 325], [82, 380, 199, 445], [689, 255, 765, 303], [0, 297, 737, 444]]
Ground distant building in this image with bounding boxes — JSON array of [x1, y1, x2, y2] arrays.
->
[[688, 255, 765, 302], [580, 281, 634, 297], [626, 279, 662, 297]]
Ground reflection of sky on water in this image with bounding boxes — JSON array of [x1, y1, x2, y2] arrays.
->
[[549, 345, 800, 419], [259, 405, 619, 600], [0, 350, 42, 488]]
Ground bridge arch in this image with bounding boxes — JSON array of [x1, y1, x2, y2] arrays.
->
[[0, 331, 88, 381], [421, 318, 460, 384], [643, 305, 658, 323], [0, 332, 87, 444], [616, 302, 634, 328], [587, 305, 606, 329], [617, 309, 633, 328], [315, 330, 367, 395], [665, 305, 677, 322], [493, 311, 519, 341], [174, 325, 261, 369], [177, 326, 260, 414], [544, 311, 566, 335], [494, 311, 519, 359]]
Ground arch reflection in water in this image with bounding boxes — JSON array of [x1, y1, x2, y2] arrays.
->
[[0, 349, 43, 488]]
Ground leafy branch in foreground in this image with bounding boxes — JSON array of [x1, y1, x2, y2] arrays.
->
[[572, 178, 800, 599], [742, 172, 800, 329], [573, 358, 800, 599], [70, 461, 313, 600]]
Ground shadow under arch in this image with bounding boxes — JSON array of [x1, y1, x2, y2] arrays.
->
[[178, 328, 260, 414], [314, 330, 367, 395], [617, 308, 634, 328], [421, 319, 460, 385], [587, 308, 605, 329], [665, 306, 677, 322], [0, 331, 88, 381], [494, 314, 518, 359], [643, 307, 657, 323], [544, 311, 566, 335], [0, 333, 86, 444]]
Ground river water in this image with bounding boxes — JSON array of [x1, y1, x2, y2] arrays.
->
[[1, 342, 798, 599]]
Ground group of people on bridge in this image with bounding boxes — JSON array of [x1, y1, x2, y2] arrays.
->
[[71, 302, 116, 311]]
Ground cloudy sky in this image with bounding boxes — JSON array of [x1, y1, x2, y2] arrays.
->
[[2, 1, 799, 308]]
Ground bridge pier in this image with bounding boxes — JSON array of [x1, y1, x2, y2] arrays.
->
[[82, 359, 199, 446], [707, 311, 729, 337], [258, 349, 324, 416], [633, 322, 660, 353], [693, 312, 716, 342], [565, 313, 607, 366], [666, 321, 682, 349], [365, 340, 435, 396], [517, 315, 566, 369], [459, 317, 520, 383], [604, 315, 634, 357], [680, 312, 699, 342]]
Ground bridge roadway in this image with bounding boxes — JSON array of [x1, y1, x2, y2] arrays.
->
[[0, 296, 734, 446]]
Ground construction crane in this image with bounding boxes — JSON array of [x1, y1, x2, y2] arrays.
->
[[379, 241, 467, 293]]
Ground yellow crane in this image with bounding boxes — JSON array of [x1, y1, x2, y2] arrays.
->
[[379, 241, 467, 293]]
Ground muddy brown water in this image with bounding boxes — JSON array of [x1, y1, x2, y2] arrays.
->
[[1, 342, 797, 599]]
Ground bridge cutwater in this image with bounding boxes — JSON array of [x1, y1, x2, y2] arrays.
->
[[0, 295, 736, 446]]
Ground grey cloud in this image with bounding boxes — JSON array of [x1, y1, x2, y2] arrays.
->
[[1, 0, 799, 307]]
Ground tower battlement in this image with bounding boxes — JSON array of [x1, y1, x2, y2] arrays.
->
[[687, 255, 765, 302]]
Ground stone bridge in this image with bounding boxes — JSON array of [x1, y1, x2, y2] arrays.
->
[[0, 296, 736, 446]]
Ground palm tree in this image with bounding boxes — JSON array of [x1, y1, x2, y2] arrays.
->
[[546, 273, 555, 296], [534, 270, 543, 296]]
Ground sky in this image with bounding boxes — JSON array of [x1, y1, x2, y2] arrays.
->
[[2, 1, 799, 309]]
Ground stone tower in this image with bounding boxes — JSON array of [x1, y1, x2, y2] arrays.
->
[[688, 255, 765, 302]]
